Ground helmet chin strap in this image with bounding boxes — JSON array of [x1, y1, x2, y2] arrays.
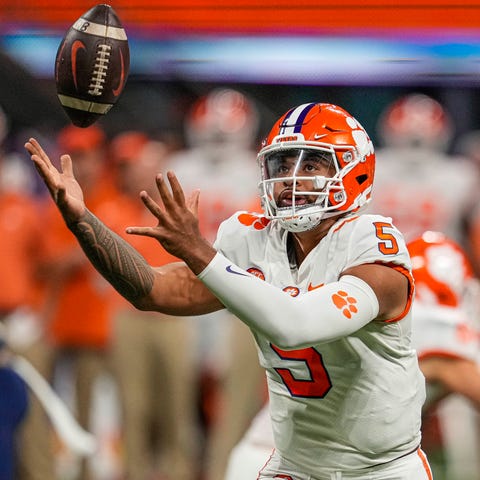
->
[[277, 207, 348, 233], [278, 212, 324, 233]]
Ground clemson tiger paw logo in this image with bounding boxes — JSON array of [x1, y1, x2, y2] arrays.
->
[[238, 213, 270, 230], [332, 290, 358, 319]]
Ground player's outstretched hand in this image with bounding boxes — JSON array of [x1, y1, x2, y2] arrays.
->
[[126, 171, 216, 274], [24, 138, 86, 224]]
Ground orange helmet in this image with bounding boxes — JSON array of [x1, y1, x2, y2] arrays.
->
[[407, 231, 475, 307], [257, 103, 375, 232], [377, 93, 453, 151]]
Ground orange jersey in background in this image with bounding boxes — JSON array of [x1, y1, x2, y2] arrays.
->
[[39, 191, 115, 349], [0, 192, 45, 312]]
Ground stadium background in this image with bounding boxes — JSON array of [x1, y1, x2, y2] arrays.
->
[[1, 0, 480, 151], [2, 2, 480, 479]]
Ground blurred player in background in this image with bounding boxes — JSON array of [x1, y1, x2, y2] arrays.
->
[[0, 105, 56, 480], [368, 93, 480, 479], [26, 102, 433, 479], [368, 93, 478, 245], [167, 88, 266, 479], [409, 231, 480, 480], [98, 131, 200, 480], [225, 230, 480, 480]]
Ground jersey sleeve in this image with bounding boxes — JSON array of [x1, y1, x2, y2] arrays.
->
[[342, 214, 411, 271], [213, 211, 269, 266], [334, 214, 413, 323], [212, 212, 242, 252]]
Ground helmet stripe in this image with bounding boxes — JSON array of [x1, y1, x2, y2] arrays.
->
[[293, 102, 316, 132], [279, 103, 316, 135]]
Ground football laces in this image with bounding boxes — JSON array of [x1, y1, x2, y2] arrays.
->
[[88, 44, 111, 96]]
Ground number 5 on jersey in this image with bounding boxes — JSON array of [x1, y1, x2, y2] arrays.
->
[[374, 222, 399, 255]]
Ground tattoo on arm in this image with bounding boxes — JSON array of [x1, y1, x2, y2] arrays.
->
[[68, 210, 155, 303]]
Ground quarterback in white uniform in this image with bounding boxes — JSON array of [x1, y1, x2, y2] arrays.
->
[[214, 209, 424, 475], [25, 102, 432, 479], [225, 230, 480, 479]]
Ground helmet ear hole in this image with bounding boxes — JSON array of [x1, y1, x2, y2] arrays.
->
[[356, 174, 368, 185]]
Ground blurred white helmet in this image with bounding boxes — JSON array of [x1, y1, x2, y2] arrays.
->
[[185, 88, 259, 149], [377, 93, 453, 152]]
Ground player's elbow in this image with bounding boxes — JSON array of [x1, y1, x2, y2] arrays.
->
[[128, 295, 158, 312]]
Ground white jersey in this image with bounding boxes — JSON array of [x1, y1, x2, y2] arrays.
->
[[214, 212, 426, 475], [412, 303, 480, 363], [411, 278, 480, 363]]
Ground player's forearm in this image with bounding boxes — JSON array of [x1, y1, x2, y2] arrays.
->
[[198, 252, 379, 349], [67, 209, 155, 305]]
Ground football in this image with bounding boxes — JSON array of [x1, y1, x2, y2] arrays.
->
[[55, 4, 130, 128]]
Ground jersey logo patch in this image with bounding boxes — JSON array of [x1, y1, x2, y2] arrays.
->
[[283, 286, 299, 297], [237, 212, 270, 230], [332, 290, 358, 319], [246, 267, 265, 280]]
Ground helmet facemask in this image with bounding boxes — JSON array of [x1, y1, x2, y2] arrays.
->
[[258, 144, 358, 232], [256, 103, 375, 232]]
